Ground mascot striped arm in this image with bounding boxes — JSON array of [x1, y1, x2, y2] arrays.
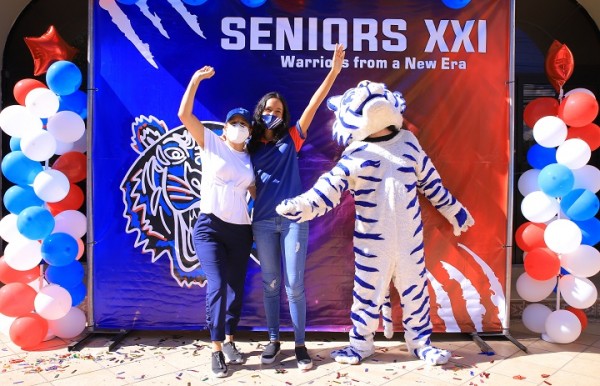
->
[[276, 80, 474, 366]]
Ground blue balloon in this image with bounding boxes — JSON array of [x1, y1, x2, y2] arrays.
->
[[41, 232, 78, 266], [45, 261, 84, 288], [561, 189, 600, 221], [3, 185, 44, 214], [65, 281, 87, 307], [9, 137, 21, 151], [240, 0, 267, 8], [17, 207, 55, 240], [58, 90, 88, 119], [538, 163, 574, 198], [182, 0, 208, 5], [0, 151, 43, 185], [116, 0, 138, 4], [46, 60, 82, 96], [526, 144, 556, 169], [442, 0, 471, 9], [573, 217, 600, 247]]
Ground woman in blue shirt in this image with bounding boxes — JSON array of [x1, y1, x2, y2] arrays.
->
[[246, 44, 345, 370]]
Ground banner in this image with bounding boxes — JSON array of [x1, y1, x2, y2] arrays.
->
[[91, 0, 512, 332]]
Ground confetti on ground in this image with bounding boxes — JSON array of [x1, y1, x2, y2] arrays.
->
[[513, 375, 526, 380]]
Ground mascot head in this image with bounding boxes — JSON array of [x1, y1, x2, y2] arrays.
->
[[327, 80, 407, 146]]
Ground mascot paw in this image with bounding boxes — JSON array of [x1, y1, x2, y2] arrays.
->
[[275, 199, 302, 221], [451, 207, 475, 236], [412, 346, 451, 365], [330, 346, 374, 365]]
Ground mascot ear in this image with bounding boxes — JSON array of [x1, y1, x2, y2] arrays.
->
[[327, 95, 342, 112]]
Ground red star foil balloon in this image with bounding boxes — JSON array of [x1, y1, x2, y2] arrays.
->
[[24, 25, 78, 76]]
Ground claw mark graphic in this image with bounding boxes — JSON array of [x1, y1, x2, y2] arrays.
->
[[100, 0, 206, 69]]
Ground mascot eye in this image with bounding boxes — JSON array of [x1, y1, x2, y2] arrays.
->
[[163, 147, 187, 163]]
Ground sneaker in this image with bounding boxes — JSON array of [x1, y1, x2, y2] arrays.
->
[[260, 341, 281, 364], [222, 341, 243, 364], [295, 346, 313, 370], [211, 351, 228, 378]]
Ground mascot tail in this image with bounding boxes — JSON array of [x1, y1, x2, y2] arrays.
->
[[381, 288, 394, 339]]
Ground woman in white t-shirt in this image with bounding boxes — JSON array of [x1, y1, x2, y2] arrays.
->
[[178, 66, 254, 379]]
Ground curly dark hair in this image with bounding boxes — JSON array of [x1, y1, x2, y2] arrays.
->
[[247, 92, 291, 154]]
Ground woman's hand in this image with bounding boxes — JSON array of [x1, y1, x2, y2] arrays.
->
[[331, 44, 345, 75], [193, 65, 215, 83]]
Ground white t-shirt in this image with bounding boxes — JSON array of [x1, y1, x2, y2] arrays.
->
[[200, 128, 254, 225]]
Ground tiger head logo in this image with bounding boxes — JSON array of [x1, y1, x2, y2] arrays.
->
[[326, 80, 407, 147], [120, 115, 224, 287]]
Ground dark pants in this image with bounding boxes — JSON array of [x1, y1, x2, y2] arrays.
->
[[193, 213, 252, 341]]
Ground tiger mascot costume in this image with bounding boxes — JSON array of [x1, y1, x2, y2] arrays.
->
[[276, 80, 474, 366]]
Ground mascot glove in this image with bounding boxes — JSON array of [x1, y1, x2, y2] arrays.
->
[[276, 198, 311, 223], [449, 207, 475, 236]]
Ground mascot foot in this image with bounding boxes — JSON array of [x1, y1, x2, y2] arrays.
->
[[330, 346, 375, 365], [412, 346, 451, 365]]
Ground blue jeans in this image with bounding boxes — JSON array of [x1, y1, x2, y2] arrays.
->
[[253, 216, 309, 345], [194, 213, 252, 342]]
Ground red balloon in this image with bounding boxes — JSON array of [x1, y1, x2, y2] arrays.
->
[[0, 283, 37, 317], [13, 79, 47, 106], [523, 97, 559, 128], [51, 151, 87, 183], [0, 256, 41, 285], [24, 25, 78, 76], [46, 184, 84, 216], [567, 123, 600, 151], [524, 247, 560, 281], [515, 222, 547, 252], [9, 313, 48, 349], [545, 40, 574, 93], [565, 306, 588, 331], [558, 92, 599, 128]]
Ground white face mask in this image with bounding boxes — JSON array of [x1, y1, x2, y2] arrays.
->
[[226, 123, 249, 144]]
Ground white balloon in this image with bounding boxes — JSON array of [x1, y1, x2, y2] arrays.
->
[[518, 169, 541, 197], [20, 129, 57, 162], [33, 169, 70, 203], [545, 310, 581, 344], [533, 116, 568, 148], [34, 284, 72, 320], [564, 87, 596, 99], [53, 210, 87, 238], [522, 303, 552, 333], [0, 214, 21, 243], [561, 245, 600, 278], [54, 133, 87, 155], [0, 105, 44, 138], [556, 139, 591, 170], [515, 272, 556, 302], [559, 275, 598, 309], [0, 314, 16, 338], [47, 110, 85, 143], [3, 238, 43, 271], [25, 88, 60, 118], [521, 191, 560, 223], [544, 219, 582, 254], [47, 307, 86, 339], [572, 165, 600, 193]]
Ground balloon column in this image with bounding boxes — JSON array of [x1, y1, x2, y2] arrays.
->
[[518, 41, 600, 344], [0, 26, 87, 349]]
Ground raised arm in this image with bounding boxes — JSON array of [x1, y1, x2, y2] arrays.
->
[[297, 44, 345, 136], [177, 66, 215, 148]]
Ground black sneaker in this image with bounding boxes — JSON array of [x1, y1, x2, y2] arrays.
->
[[211, 351, 228, 378], [295, 346, 313, 370], [222, 341, 243, 364], [260, 341, 281, 364]]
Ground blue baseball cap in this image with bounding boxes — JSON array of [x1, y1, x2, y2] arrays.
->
[[226, 107, 252, 125]]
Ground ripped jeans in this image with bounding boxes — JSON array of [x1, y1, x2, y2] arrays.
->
[[252, 216, 309, 345]]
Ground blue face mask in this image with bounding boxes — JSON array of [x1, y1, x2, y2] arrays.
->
[[262, 115, 283, 130]]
